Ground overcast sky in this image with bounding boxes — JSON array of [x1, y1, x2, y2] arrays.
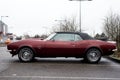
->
[[0, 0, 120, 36]]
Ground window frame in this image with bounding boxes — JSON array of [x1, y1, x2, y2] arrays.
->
[[50, 33, 83, 41], [51, 33, 75, 41]]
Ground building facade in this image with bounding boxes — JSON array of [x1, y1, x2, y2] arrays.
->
[[0, 21, 8, 42], [0, 21, 8, 36]]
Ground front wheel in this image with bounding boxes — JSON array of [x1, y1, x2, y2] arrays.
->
[[18, 47, 34, 62], [84, 48, 101, 63]]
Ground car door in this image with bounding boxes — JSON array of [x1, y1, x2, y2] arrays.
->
[[73, 34, 85, 56], [42, 33, 77, 57]]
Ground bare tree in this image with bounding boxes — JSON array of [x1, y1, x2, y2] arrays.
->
[[94, 33, 108, 41], [52, 17, 78, 32], [103, 12, 120, 52], [23, 34, 30, 39], [34, 34, 40, 38]]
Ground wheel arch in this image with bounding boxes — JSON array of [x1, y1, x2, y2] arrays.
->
[[17, 46, 36, 55], [84, 46, 103, 56]]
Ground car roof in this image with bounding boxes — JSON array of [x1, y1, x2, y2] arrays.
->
[[56, 31, 82, 34], [55, 31, 87, 35]]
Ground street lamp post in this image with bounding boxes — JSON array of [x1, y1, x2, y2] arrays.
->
[[69, 0, 92, 32]]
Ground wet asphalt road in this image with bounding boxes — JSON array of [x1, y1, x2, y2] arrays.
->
[[0, 47, 120, 80]]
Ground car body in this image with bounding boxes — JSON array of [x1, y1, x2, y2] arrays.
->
[[7, 32, 116, 63]]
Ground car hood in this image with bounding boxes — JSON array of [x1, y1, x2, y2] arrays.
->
[[8, 39, 45, 47]]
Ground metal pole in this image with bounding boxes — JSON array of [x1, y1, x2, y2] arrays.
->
[[79, 1, 81, 32], [69, 0, 92, 32]]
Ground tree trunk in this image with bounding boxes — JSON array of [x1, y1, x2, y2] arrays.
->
[[117, 42, 120, 52], [116, 36, 120, 52]]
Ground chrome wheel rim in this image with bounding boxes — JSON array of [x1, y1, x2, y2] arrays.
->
[[19, 48, 33, 61], [87, 49, 101, 62]]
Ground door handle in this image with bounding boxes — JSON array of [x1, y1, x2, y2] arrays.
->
[[71, 44, 75, 47]]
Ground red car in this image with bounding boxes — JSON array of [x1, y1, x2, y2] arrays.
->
[[7, 32, 116, 63]]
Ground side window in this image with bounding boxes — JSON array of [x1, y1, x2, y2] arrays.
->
[[75, 34, 83, 41], [53, 33, 74, 41]]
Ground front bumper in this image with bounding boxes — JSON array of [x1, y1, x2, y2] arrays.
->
[[7, 50, 12, 52], [112, 49, 117, 52], [7, 49, 17, 57]]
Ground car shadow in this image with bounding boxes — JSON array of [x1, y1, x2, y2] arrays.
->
[[10, 57, 110, 65], [12, 58, 83, 63], [35, 58, 85, 64]]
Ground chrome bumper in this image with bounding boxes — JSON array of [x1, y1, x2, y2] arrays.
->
[[112, 49, 117, 52], [7, 50, 12, 52]]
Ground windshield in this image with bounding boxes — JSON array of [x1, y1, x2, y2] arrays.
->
[[44, 33, 56, 41]]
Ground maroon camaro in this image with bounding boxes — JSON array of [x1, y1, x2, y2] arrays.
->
[[7, 32, 116, 63]]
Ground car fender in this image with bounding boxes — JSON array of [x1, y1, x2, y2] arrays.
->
[[84, 45, 103, 56], [17, 44, 37, 55]]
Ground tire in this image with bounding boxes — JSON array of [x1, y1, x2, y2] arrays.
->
[[85, 48, 101, 63], [18, 47, 34, 62]]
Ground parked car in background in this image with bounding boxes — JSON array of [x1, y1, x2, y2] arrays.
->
[[0, 36, 11, 44], [5, 38, 11, 44], [7, 32, 116, 63]]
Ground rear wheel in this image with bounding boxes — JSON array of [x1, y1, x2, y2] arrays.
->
[[18, 47, 34, 62], [85, 48, 101, 63]]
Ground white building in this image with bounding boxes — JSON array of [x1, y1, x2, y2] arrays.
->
[[0, 21, 8, 43], [0, 21, 8, 36]]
